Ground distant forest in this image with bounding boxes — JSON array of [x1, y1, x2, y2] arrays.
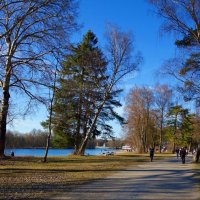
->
[[5, 129, 124, 149]]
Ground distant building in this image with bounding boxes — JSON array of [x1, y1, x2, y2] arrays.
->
[[122, 145, 132, 151]]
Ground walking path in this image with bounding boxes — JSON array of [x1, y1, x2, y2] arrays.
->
[[52, 156, 200, 200]]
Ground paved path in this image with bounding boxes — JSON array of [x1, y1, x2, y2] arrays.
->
[[52, 156, 200, 200]]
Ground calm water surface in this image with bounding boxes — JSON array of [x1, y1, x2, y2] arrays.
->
[[5, 148, 116, 157]]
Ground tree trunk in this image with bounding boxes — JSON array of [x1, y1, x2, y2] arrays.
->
[[77, 112, 99, 155], [159, 123, 163, 153], [43, 133, 51, 162], [43, 103, 53, 162], [77, 136, 89, 155], [0, 87, 10, 157], [74, 69, 84, 155], [0, 35, 12, 157], [77, 98, 106, 155], [43, 68, 57, 162], [159, 110, 164, 153], [173, 114, 178, 153]]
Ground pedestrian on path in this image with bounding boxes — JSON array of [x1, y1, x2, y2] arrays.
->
[[150, 147, 154, 162], [180, 147, 187, 164]]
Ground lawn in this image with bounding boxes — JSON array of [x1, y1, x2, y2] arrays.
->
[[0, 152, 173, 199]]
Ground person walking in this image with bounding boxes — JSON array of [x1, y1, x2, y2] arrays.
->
[[180, 147, 187, 164], [150, 148, 154, 162]]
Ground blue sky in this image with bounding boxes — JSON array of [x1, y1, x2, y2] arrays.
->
[[77, 0, 177, 88], [9, 0, 183, 135]]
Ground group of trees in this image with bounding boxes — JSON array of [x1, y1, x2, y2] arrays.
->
[[0, 0, 140, 157], [125, 0, 200, 160], [0, 0, 199, 162], [6, 129, 48, 148], [148, 0, 200, 161], [125, 84, 200, 153], [5, 129, 123, 149], [44, 27, 140, 156]]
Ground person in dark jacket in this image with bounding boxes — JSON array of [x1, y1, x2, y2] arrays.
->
[[180, 147, 187, 164], [150, 148, 154, 162], [11, 151, 14, 157]]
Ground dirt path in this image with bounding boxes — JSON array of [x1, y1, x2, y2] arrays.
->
[[52, 156, 199, 200]]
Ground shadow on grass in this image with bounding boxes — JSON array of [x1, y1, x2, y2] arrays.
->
[[0, 165, 196, 174], [2, 155, 149, 165], [0, 167, 198, 200], [0, 182, 78, 200]]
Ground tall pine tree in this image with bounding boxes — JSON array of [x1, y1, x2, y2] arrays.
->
[[52, 31, 124, 154]]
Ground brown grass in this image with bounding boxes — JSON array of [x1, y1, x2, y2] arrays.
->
[[0, 152, 172, 199]]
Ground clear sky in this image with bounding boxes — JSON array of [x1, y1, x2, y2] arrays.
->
[[9, 0, 184, 135]]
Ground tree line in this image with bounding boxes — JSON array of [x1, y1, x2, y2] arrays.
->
[[124, 84, 200, 153], [124, 0, 200, 160], [148, 0, 200, 161], [5, 129, 123, 149], [6, 129, 48, 148]]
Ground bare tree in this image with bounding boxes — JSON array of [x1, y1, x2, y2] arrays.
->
[[125, 86, 155, 153], [149, 0, 200, 99], [0, 0, 79, 157], [149, 0, 200, 46], [43, 58, 59, 163], [77, 25, 142, 155], [154, 84, 172, 153]]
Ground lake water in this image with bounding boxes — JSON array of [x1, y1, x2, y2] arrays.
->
[[5, 148, 117, 157]]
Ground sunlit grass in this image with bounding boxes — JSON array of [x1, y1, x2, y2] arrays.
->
[[0, 152, 176, 199], [0, 153, 148, 199]]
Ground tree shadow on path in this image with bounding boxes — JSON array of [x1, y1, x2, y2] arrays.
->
[[52, 157, 199, 200]]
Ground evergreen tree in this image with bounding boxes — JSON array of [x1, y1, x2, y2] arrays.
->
[[167, 105, 185, 152], [52, 31, 124, 154], [167, 105, 194, 151], [179, 113, 194, 149], [178, 53, 200, 101]]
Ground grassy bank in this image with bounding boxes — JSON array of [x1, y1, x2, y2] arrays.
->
[[0, 153, 173, 199]]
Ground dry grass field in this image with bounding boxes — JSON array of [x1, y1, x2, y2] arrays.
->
[[1, 152, 197, 199]]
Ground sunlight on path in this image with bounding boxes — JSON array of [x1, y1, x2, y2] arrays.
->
[[52, 156, 199, 200]]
